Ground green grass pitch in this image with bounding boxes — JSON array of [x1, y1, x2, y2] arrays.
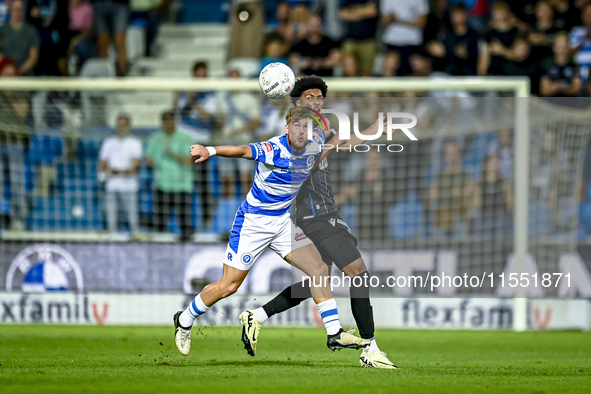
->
[[0, 325, 589, 393]]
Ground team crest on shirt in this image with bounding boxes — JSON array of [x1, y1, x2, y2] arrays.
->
[[241, 253, 253, 264], [307, 156, 315, 167]]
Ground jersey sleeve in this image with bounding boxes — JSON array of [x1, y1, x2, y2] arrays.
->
[[249, 140, 281, 165]]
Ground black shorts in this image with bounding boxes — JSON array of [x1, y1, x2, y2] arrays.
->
[[298, 213, 361, 270]]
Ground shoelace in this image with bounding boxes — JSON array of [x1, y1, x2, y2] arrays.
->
[[180, 330, 190, 344]]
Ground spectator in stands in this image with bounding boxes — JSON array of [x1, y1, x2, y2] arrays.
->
[[289, 14, 340, 77], [26, 0, 69, 75], [146, 111, 195, 242], [427, 142, 477, 234], [0, 36, 16, 73], [64, 0, 95, 75], [531, 128, 570, 225], [528, 0, 560, 48], [569, 3, 591, 84], [0, 0, 40, 75], [478, 1, 518, 76], [541, 33, 582, 96], [380, 0, 428, 76], [487, 127, 514, 181], [261, 32, 289, 70], [175, 60, 216, 142], [338, 0, 379, 77], [99, 114, 143, 237], [341, 54, 359, 77], [129, 0, 171, 57], [380, 51, 400, 77], [499, 35, 544, 93], [334, 149, 391, 242], [426, 3, 479, 76], [409, 50, 438, 77], [474, 154, 513, 236], [551, 0, 581, 31], [289, 1, 312, 43], [0, 59, 30, 229], [215, 68, 260, 198], [312, 0, 345, 41], [174, 60, 214, 228], [94, 0, 129, 76], [274, 1, 292, 41]]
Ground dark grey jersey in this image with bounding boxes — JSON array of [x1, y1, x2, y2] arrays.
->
[[295, 130, 339, 221]]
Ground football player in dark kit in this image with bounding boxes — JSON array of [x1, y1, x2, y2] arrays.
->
[[239, 76, 398, 369]]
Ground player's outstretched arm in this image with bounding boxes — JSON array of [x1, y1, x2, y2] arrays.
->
[[190, 144, 253, 163]]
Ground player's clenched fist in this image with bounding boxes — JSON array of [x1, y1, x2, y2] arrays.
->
[[190, 144, 209, 163]]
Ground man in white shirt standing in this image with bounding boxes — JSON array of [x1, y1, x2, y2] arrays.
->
[[99, 114, 143, 237], [380, 0, 428, 76]]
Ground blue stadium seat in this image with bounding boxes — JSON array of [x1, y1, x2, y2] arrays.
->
[[211, 198, 242, 233], [463, 132, 496, 180], [28, 197, 103, 231], [139, 189, 153, 218], [389, 197, 425, 239], [177, 0, 227, 23], [0, 197, 10, 215], [78, 139, 100, 160], [27, 135, 63, 165], [528, 199, 552, 238], [191, 194, 203, 231]]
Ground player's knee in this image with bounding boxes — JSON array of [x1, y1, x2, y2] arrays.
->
[[309, 261, 329, 277], [220, 281, 241, 298], [344, 258, 367, 278]]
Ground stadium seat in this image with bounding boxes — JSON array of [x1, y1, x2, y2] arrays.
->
[[29, 196, 103, 231], [528, 199, 552, 238], [26, 135, 63, 166], [177, 0, 227, 23], [211, 198, 242, 233], [389, 197, 425, 239], [0, 197, 10, 215], [579, 201, 591, 237], [79, 59, 116, 123], [464, 132, 496, 180], [126, 26, 146, 63], [226, 57, 261, 78], [191, 194, 203, 231]]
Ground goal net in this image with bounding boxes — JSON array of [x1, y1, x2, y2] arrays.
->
[[0, 77, 590, 329]]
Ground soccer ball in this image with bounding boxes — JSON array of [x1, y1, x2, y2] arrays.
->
[[259, 62, 295, 99]]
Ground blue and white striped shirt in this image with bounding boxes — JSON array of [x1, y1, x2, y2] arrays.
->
[[243, 129, 326, 216]]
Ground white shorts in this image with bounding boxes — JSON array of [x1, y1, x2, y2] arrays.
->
[[224, 205, 313, 271]]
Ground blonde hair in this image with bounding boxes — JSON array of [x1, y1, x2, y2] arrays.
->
[[285, 107, 312, 124]]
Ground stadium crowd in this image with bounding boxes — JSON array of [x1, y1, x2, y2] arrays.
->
[[1, 0, 591, 243]]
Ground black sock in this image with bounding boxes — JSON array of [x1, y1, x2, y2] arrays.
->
[[262, 280, 312, 318], [350, 271, 375, 340]]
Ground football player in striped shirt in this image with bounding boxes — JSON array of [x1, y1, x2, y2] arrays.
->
[[239, 76, 398, 369], [173, 107, 370, 356]]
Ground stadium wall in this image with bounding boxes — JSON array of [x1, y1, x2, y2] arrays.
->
[[0, 292, 588, 331], [0, 242, 590, 330]]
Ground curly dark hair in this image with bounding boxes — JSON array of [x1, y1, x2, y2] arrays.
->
[[290, 75, 328, 100]]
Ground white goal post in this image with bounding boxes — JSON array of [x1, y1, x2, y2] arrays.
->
[[0, 76, 531, 330]]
